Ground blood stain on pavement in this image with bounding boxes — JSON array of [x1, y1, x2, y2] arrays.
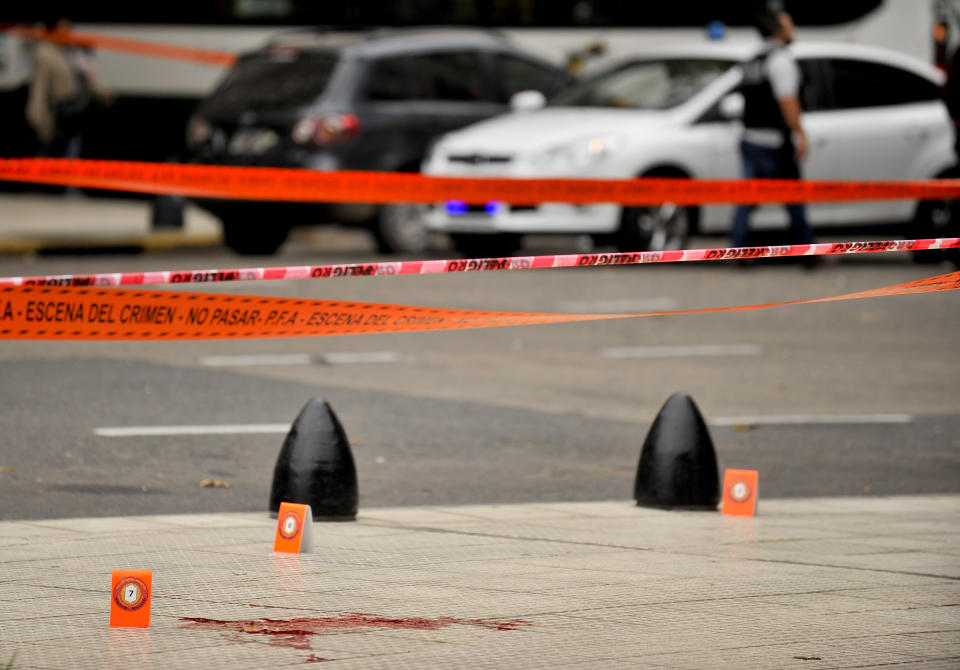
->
[[180, 612, 531, 651]]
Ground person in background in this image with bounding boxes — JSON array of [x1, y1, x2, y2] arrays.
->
[[729, 8, 817, 255], [25, 13, 110, 159]]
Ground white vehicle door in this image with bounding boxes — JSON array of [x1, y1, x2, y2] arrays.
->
[[690, 92, 742, 232], [696, 59, 842, 231], [805, 57, 950, 226], [789, 57, 850, 225]]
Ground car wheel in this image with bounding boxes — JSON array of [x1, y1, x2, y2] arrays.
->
[[616, 202, 690, 253], [909, 169, 959, 265], [371, 204, 433, 254], [450, 233, 522, 258], [221, 218, 291, 255]]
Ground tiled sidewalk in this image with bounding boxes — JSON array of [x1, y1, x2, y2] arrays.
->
[[1, 497, 958, 669]]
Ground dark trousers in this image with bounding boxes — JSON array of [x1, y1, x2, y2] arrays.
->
[[39, 133, 82, 159], [730, 139, 815, 248]]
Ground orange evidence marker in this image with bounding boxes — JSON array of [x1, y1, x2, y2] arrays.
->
[[110, 569, 152, 627], [273, 502, 314, 554], [722, 469, 759, 517]]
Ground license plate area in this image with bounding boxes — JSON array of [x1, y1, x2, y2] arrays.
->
[[228, 129, 279, 155]]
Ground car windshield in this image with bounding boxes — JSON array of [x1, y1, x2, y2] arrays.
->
[[209, 49, 338, 109], [551, 58, 735, 110]]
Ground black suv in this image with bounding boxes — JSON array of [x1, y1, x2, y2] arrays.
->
[[186, 27, 572, 254]]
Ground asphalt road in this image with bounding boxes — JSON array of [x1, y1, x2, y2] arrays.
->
[[0, 227, 958, 519]]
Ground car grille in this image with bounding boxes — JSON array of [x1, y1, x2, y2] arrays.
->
[[447, 154, 513, 165]]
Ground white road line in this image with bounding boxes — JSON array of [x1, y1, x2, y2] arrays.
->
[[201, 354, 314, 367], [601, 344, 763, 359], [200, 351, 400, 367], [94, 412, 915, 438], [322, 351, 401, 365], [710, 414, 914, 427], [560, 297, 679, 313], [95, 424, 292, 437]]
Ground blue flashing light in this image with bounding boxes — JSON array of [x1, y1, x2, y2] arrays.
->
[[707, 20, 726, 41], [445, 200, 468, 216], [484, 201, 503, 216]]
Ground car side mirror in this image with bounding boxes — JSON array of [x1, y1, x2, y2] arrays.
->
[[510, 90, 547, 112], [718, 92, 745, 120]]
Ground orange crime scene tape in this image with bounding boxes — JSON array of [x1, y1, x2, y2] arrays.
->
[[1, 271, 957, 341], [3, 159, 960, 205], [2, 25, 236, 66]]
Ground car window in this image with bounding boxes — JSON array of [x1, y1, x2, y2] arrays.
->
[[551, 59, 735, 110], [364, 52, 492, 102], [413, 51, 492, 101], [210, 50, 338, 108], [695, 57, 828, 124], [797, 58, 830, 112], [825, 58, 941, 110], [364, 57, 412, 101], [494, 54, 568, 102]]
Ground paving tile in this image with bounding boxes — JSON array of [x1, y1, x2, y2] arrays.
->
[[899, 631, 960, 658]]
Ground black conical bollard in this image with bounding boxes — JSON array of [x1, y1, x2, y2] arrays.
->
[[269, 397, 358, 521], [633, 393, 720, 510]]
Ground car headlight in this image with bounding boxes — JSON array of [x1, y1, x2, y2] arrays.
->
[[530, 134, 626, 170]]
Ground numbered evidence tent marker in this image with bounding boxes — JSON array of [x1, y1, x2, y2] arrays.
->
[[110, 569, 152, 628], [273, 502, 314, 553], [722, 469, 759, 517]]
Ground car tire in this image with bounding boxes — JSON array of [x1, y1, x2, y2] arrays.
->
[[450, 233, 522, 258], [616, 202, 691, 253], [371, 204, 433, 254], [909, 168, 959, 265], [222, 218, 291, 255]]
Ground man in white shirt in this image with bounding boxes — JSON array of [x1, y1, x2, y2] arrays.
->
[[730, 10, 816, 251]]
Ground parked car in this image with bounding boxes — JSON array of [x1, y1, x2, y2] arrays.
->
[[422, 42, 956, 258], [186, 27, 572, 255]]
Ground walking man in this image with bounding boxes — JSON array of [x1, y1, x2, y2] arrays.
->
[[730, 8, 816, 250]]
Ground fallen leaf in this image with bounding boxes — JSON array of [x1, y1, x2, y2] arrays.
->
[[198, 478, 230, 489], [0, 466, 13, 473], [732, 424, 754, 432]]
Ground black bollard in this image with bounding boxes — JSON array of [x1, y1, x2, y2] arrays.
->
[[633, 393, 720, 510], [269, 397, 358, 521]]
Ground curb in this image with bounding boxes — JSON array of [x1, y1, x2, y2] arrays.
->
[[0, 230, 222, 255]]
